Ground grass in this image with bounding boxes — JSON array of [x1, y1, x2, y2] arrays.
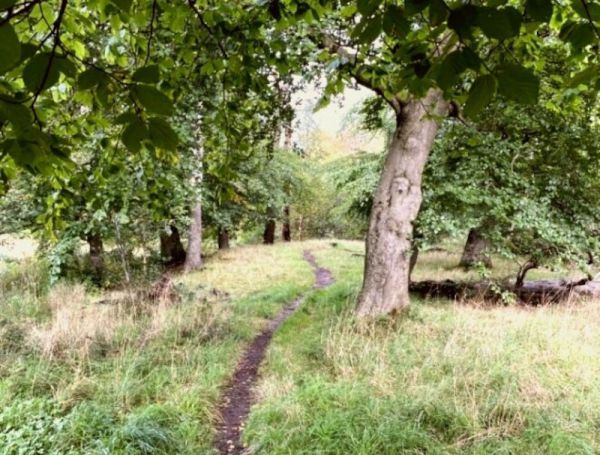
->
[[0, 242, 315, 454], [245, 241, 600, 454], [1, 238, 599, 454]]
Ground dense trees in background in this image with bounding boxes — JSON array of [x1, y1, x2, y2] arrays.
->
[[1, 0, 599, 313]]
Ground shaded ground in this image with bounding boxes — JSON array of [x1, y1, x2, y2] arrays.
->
[[214, 250, 333, 454]]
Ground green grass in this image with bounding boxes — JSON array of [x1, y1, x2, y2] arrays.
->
[[0, 242, 315, 454], [244, 242, 600, 454], [1, 239, 599, 454]]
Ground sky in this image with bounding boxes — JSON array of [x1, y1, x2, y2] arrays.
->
[[291, 84, 384, 157]]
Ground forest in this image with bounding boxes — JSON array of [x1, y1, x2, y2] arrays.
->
[[0, 0, 599, 453]]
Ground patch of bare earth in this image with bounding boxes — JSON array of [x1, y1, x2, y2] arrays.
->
[[214, 250, 333, 454]]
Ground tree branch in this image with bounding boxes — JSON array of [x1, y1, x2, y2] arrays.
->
[[0, 0, 40, 26], [320, 35, 401, 113], [30, 0, 68, 127], [186, 0, 229, 59], [145, 0, 158, 65], [579, 0, 600, 41]]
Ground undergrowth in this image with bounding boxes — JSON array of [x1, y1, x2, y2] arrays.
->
[[1, 239, 598, 453]]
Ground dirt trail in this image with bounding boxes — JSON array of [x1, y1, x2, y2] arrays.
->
[[214, 250, 334, 454]]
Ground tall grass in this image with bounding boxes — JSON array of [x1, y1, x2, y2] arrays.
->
[[0, 241, 317, 454], [2, 239, 599, 453], [245, 242, 600, 454]]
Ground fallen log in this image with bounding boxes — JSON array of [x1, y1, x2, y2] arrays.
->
[[409, 278, 600, 305]]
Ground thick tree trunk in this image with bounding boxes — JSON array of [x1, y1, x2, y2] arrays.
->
[[409, 246, 419, 281], [282, 205, 291, 242], [263, 207, 276, 245], [160, 224, 186, 266], [184, 203, 203, 272], [356, 90, 448, 317], [87, 233, 104, 284], [218, 227, 230, 250], [459, 228, 492, 268]]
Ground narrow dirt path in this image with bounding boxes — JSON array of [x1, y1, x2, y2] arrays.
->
[[214, 250, 334, 454]]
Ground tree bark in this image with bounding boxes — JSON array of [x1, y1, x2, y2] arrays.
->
[[409, 245, 419, 281], [356, 89, 448, 317], [87, 233, 104, 284], [263, 207, 276, 244], [282, 205, 291, 242], [218, 227, 230, 250], [184, 203, 203, 272], [459, 228, 492, 268], [160, 224, 186, 266]]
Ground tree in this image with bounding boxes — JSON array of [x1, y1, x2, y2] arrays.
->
[[1, 0, 598, 314], [291, 0, 599, 315]]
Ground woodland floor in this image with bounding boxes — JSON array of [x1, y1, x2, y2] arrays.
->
[[1, 239, 599, 454]]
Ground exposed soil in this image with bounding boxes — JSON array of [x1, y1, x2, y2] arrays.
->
[[214, 250, 333, 454], [303, 250, 334, 288]]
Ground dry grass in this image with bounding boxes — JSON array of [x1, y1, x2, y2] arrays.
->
[[28, 284, 125, 361], [246, 241, 600, 453], [179, 241, 318, 298]]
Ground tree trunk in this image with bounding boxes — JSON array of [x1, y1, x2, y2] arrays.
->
[[459, 228, 492, 268], [87, 233, 104, 284], [218, 227, 230, 250], [263, 220, 276, 244], [160, 224, 186, 266], [263, 207, 276, 244], [356, 90, 448, 317], [409, 246, 419, 281], [184, 203, 203, 272], [282, 205, 291, 242]]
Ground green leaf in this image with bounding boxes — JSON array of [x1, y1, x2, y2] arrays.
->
[[476, 7, 522, 40], [525, 0, 553, 22], [405, 0, 430, 16], [464, 74, 497, 118], [448, 5, 477, 37], [55, 57, 77, 78], [353, 14, 382, 43], [78, 68, 108, 90], [357, 0, 381, 16], [361, 16, 382, 43], [429, 0, 449, 26], [148, 117, 179, 150], [115, 112, 138, 124], [132, 65, 160, 83], [569, 65, 599, 87], [383, 5, 410, 36], [572, 0, 600, 21], [436, 51, 468, 91], [461, 47, 482, 71], [132, 85, 174, 116], [560, 21, 595, 49], [496, 63, 539, 104], [111, 0, 133, 12], [0, 0, 18, 8], [0, 24, 21, 75], [23, 53, 61, 92], [0, 99, 33, 131], [121, 120, 148, 153]]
